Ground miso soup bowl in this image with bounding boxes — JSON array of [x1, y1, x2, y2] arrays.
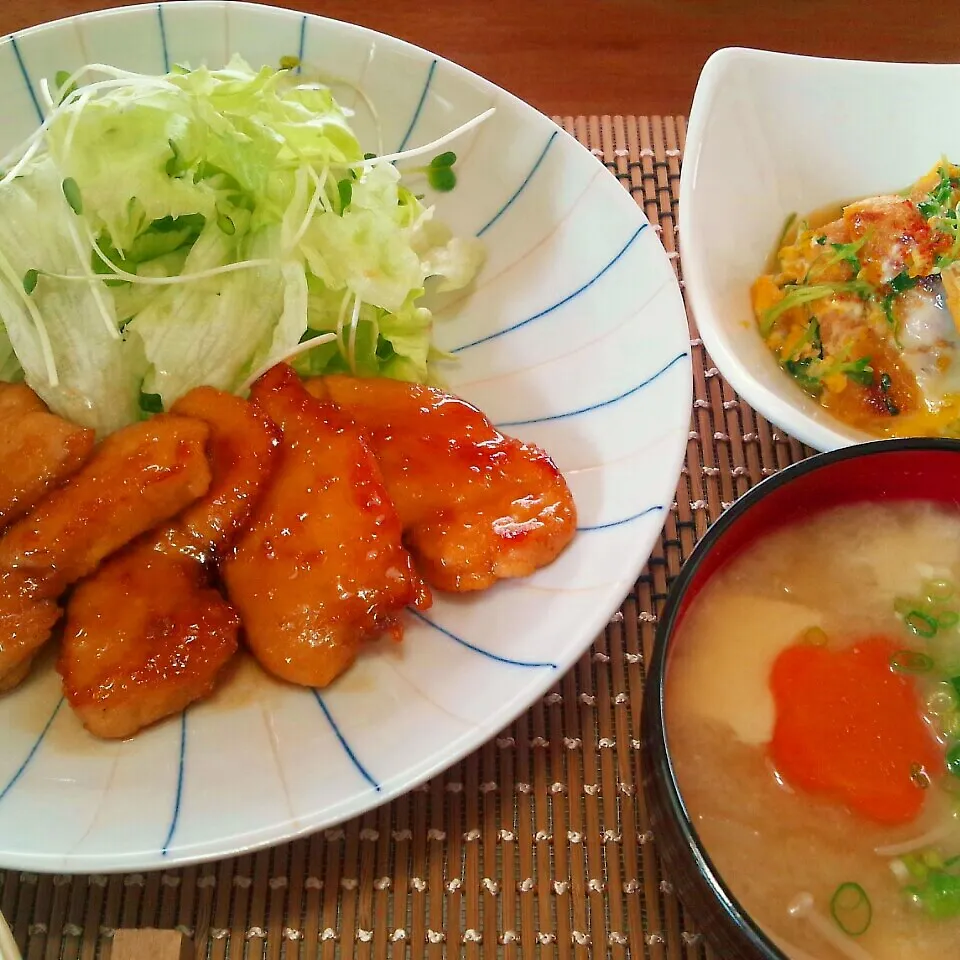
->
[[680, 49, 960, 453], [640, 437, 960, 959]]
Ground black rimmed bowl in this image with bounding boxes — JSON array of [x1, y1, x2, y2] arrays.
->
[[640, 437, 960, 959]]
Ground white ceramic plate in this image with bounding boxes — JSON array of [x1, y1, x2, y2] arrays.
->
[[681, 47, 960, 452], [0, 1, 690, 872]]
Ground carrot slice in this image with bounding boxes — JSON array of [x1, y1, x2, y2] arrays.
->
[[769, 636, 942, 826]]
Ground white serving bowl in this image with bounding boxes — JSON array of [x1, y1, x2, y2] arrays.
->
[[0, 2, 690, 872], [680, 47, 960, 451]]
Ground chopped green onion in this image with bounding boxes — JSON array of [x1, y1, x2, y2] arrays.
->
[[945, 712, 960, 739], [895, 596, 922, 617], [138, 391, 163, 415], [928, 682, 958, 716], [902, 853, 931, 880], [879, 372, 893, 392], [337, 179, 353, 213], [925, 579, 955, 601], [61, 177, 83, 215], [947, 742, 960, 778], [801, 626, 828, 646], [830, 882, 872, 936], [939, 610, 960, 630], [924, 850, 947, 869], [890, 650, 934, 673], [22, 269, 39, 295], [905, 610, 939, 638], [907, 868, 960, 918]]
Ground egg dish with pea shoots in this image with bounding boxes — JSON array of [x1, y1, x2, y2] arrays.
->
[[752, 161, 960, 438]]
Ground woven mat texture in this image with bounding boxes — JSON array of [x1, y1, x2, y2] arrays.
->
[[0, 115, 814, 959]]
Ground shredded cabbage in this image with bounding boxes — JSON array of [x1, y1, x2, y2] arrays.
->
[[0, 56, 487, 433]]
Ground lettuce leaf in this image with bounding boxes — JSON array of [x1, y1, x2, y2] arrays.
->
[[128, 224, 284, 408], [0, 55, 484, 431], [0, 158, 145, 433]]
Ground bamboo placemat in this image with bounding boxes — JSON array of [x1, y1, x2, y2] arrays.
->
[[0, 116, 814, 959]]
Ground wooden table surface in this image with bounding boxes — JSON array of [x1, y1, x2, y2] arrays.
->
[[3, 0, 960, 116]]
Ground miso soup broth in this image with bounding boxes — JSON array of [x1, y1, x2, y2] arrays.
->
[[666, 501, 960, 959]]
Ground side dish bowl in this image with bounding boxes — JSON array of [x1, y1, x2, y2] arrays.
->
[[641, 437, 960, 958], [680, 48, 960, 452]]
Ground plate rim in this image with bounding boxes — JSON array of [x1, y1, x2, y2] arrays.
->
[[0, 0, 693, 873]]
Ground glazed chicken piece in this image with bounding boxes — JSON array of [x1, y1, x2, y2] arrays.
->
[[0, 382, 95, 528], [0, 415, 211, 593], [223, 364, 430, 688], [59, 549, 240, 738], [305, 376, 577, 592], [0, 382, 44, 417], [0, 571, 60, 692], [60, 388, 280, 739], [162, 386, 283, 561], [0, 415, 212, 691]]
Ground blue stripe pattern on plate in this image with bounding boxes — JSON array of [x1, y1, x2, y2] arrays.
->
[[411, 610, 558, 669], [476, 131, 558, 238], [297, 15, 307, 72], [452, 224, 649, 352], [312, 690, 380, 791], [157, 4, 170, 73], [9, 36, 43, 124], [0, 698, 63, 804], [577, 504, 665, 532], [496, 351, 688, 427], [396, 59, 437, 152], [162, 710, 188, 854]]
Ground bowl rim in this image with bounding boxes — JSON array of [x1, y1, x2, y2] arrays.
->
[[676, 46, 960, 455], [679, 46, 857, 454], [641, 434, 960, 958]]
